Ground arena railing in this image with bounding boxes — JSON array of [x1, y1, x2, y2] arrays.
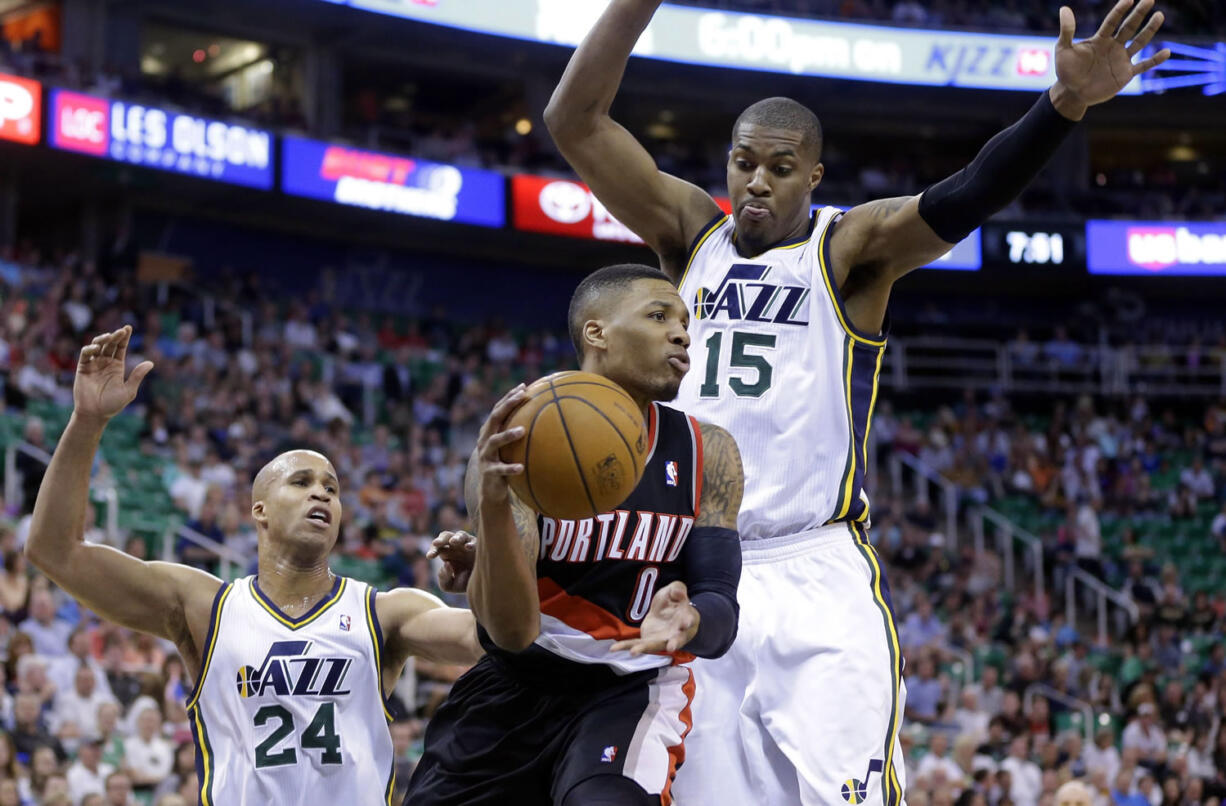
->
[[880, 337, 1226, 396], [153, 281, 254, 348], [1064, 567, 1139, 649], [971, 507, 1046, 610], [888, 451, 960, 549], [1023, 683, 1095, 747], [892, 450, 1137, 645], [5, 441, 119, 544], [162, 524, 252, 582]]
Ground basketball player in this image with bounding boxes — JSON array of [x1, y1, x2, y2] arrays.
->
[[406, 264, 744, 805], [544, 2, 1169, 804], [24, 326, 507, 806]]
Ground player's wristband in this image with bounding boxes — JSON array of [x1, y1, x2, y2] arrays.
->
[[917, 89, 1079, 244]]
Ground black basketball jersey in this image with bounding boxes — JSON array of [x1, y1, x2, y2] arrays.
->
[[478, 402, 703, 688]]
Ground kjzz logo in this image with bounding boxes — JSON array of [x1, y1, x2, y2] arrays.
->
[[0, 73, 41, 145]]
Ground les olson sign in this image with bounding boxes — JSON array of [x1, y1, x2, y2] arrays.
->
[[49, 89, 274, 189], [0, 73, 41, 145]]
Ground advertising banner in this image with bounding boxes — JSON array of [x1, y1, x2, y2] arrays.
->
[[49, 89, 274, 189]]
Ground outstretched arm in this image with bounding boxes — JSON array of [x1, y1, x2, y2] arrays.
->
[[829, 0, 1170, 302], [544, 0, 722, 275], [25, 327, 220, 650], [378, 588, 481, 687], [463, 385, 541, 652]]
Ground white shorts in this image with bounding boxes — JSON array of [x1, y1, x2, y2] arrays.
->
[[673, 522, 907, 806]]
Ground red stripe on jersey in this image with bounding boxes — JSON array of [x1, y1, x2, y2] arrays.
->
[[644, 403, 660, 465], [537, 577, 639, 642], [660, 668, 696, 806], [688, 415, 704, 518]]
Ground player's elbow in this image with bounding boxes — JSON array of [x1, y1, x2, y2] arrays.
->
[[488, 621, 540, 653], [543, 99, 595, 144], [23, 537, 51, 572]]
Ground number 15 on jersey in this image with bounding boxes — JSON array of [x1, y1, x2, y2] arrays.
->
[[698, 330, 778, 398]]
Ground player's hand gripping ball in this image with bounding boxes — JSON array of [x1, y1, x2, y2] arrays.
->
[[499, 371, 648, 519]]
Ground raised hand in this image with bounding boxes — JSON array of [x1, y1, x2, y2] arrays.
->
[[73, 326, 154, 425], [1054, 0, 1170, 109], [428, 530, 477, 593], [611, 581, 699, 656], [474, 384, 529, 507]]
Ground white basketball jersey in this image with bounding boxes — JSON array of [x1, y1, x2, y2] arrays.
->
[[186, 576, 395, 806], [675, 207, 887, 541]]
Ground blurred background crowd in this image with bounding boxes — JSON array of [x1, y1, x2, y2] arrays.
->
[[0, 232, 1223, 805]]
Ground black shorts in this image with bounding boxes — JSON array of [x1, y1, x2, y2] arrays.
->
[[405, 656, 695, 806]]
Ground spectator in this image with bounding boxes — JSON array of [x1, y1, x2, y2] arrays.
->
[[1110, 770, 1148, 806], [124, 699, 174, 793], [968, 665, 1005, 717], [95, 700, 126, 769], [151, 742, 195, 802], [50, 663, 115, 741], [104, 770, 136, 806], [1178, 457, 1214, 499], [1000, 735, 1042, 806], [0, 550, 29, 616], [11, 692, 65, 761], [902, 593, 948, 650], [906, 654, 945, 726], [67, 738, 115, 805], [1121, 703, 1166, 770], [953, 689, 991, 743], [18, 589, 73, 656], [918, 731, 964, 788], [49, 626, 113, 700], [169, 457, 209, 519], [15, 653, 56, 709]]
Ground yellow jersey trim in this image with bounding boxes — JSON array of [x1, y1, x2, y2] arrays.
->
[[850, 523, 904, 806], [816, 216, 888, 348], [856, 345, 887, 524], [677, 214, 728, 290], [185, 583, 233, 711], [365, 587, 396, 722], [252, 577, 348, 631]]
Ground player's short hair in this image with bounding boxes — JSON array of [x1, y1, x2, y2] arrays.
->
[[733, 97, 823, 161], [569, 264, 672, 360]]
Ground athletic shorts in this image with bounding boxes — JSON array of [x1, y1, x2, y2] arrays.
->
[[671, 521, 908, 806], [405, 655, 694, 805]]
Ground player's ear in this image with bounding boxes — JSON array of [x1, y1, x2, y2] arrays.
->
[[809, 162, 824, 191], [582, 319, 607, 354], [251, 500, 267, 528]]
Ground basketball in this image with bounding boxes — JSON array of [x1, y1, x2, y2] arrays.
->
[[500, 371, 649, 519]]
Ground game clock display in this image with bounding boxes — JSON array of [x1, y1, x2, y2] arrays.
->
[[981, 222, 1084, 268]]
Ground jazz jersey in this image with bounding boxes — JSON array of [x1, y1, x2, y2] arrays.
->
[[675, 207, 887, 541], [187, 575, 395, 806], [479, 402, 703, 685]]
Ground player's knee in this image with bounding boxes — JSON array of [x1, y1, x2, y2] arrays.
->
[[559, 775, 658, 806]]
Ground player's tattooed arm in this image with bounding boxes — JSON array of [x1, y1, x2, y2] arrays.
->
[[695, 422, 744, 529], [612, 421, 743, 658], [463, 446, 540, 566]]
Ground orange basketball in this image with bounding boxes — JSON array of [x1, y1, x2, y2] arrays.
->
[[500, 371, 648, 520]]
